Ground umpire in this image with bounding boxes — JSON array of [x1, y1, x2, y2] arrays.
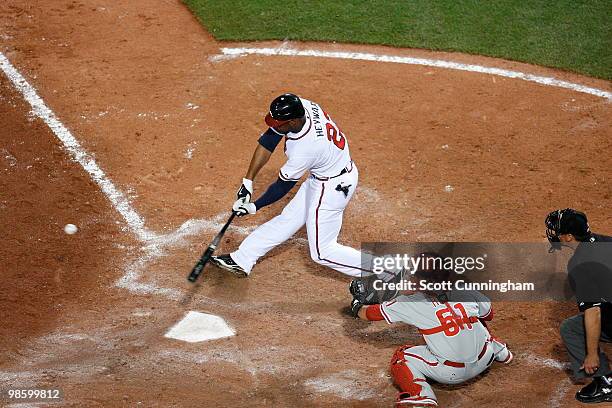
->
[[546, 208, 612, 404]]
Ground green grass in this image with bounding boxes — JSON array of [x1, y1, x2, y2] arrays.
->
[[183, 0, 611, 79]]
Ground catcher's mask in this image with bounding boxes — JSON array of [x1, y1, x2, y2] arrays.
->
[[545, 208, 592, 251]]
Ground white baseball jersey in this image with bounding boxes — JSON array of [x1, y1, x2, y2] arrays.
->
[[380, 291, 492, 363], [278, 99, 352, 181], [232, 97, 367, 277]]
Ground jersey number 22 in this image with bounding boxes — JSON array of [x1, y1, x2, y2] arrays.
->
[[324, 112, 346, 150]]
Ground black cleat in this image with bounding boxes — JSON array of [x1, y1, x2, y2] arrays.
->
[[576, 375, 612, 404], [211, 254, 248, 278]]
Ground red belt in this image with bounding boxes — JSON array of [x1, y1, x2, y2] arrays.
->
[[312, 161, 353, 181], [443, 342, 488, 368]]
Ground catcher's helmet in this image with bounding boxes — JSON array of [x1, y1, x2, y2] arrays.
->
[[545, 208, 592, 249], [265, 93, 305, 128]]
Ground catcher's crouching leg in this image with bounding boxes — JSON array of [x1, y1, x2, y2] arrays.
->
[[390, 346, 438, 407], [490, 337, 513, 364], [390, 346, 423, 396]]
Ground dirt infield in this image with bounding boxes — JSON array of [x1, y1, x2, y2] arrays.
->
[[1, 1, 610, 407]]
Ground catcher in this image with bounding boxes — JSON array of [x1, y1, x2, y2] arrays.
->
[[349, 254, 512, 407]]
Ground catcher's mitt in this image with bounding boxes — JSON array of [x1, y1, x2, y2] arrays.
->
[[349, 279, 375, 304], [349, 269, 405, 305]]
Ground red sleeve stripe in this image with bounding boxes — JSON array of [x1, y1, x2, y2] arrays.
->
[[365, 304, 385, 321], [380, 303, 393, 324], [480, 307, 494, 321]]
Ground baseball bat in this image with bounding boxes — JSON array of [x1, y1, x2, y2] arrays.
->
[[187, 212, 237, 282]]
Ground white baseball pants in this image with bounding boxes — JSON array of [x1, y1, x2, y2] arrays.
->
[[393, 338, 511, 405], [231, 165, 367, 277]]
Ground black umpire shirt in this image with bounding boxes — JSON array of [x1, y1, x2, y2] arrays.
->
[[567, 233, 612, 337]]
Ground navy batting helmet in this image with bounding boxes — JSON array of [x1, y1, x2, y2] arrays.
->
[[264, 93, 305, 128]]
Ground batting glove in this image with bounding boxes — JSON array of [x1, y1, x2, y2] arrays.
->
[[232, 199, 256, 217], [236, 178, 253, 202]]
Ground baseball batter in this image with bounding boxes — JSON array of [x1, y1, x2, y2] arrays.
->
[[351, 285, 512, 406], [211, 93, 369, 278]]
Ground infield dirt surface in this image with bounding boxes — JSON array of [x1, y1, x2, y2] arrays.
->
[[1, 1, 611, 407]]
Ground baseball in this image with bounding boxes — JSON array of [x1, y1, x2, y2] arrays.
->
[[64, 223, 78, 234]]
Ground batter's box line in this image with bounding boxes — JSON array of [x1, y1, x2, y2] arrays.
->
[[0, 51, 255, 302], [0, 52, 154, 243], [215, 46, 612, 100], [3, 47, 601, 306], [521, 351, 570, 371], [0, 50, 584, 403], [117, 214, 257, 301], [116, 214, 312, 302]]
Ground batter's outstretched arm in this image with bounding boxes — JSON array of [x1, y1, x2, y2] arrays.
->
[[245, 144, 273, 181], [253, 178, 297, 210], [245, 128, 284, 180]]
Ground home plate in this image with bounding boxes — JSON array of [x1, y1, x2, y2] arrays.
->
[[164, 311, 235, 343]]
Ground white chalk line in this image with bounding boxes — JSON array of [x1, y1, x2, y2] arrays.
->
[[549, 378, 572, 408], [4, 43, 608, 302], [512, 351, 575, 407], [157, 348, 383, 398], [523, 352, 570, 371], [219, 46, 612, 100], [0, 52, 155, 242], [303, 369, 381, 400], [117, 213, 308, 302], [1, 40, 603, 343], [0, 51, 249, 301], [522, 353, 575, 408], [3, 39, 585, 407], [0, 48, 291, 304], [117, 213, 258, 300], [118, 253, 184, 300], [0, 50, 293, 301]]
